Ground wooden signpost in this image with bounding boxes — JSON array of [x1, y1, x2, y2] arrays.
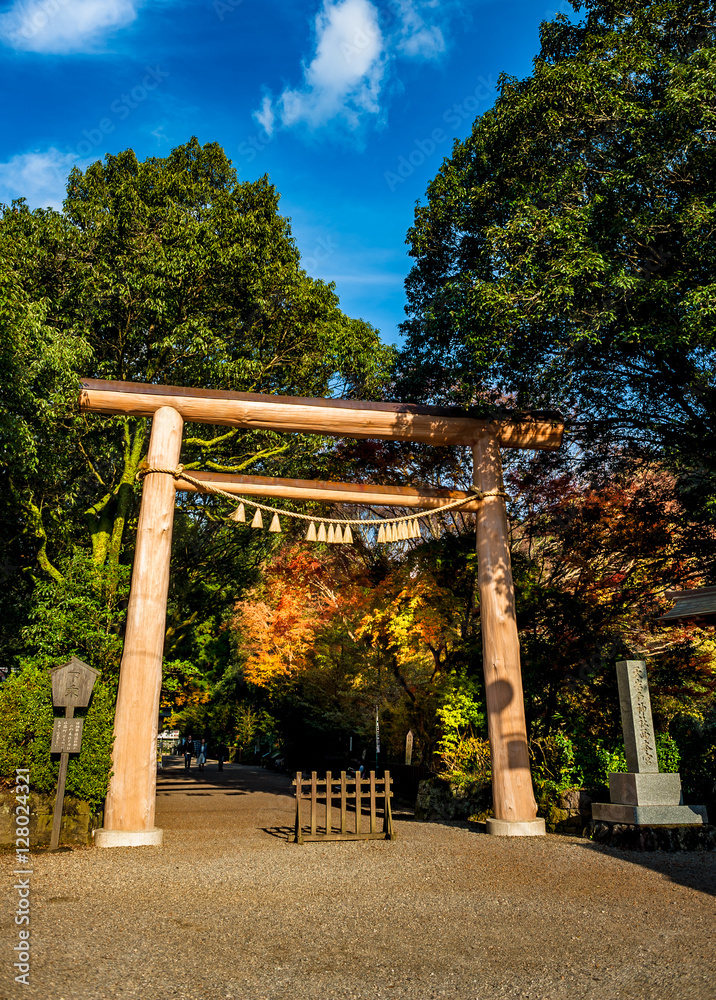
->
[[80, 378, 563, 846], [49, 657, 99, 851]]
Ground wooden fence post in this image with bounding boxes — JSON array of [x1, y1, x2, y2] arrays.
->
[[355, 773, 363, 835], [473, 433, 545, 837], [310, 772, 317, 837], [340, 771, 347, 835], [384, 770, 396, 840], [95, 406, 184, 848], [294, 772, 303, 844], [369, 771, 377, 833]]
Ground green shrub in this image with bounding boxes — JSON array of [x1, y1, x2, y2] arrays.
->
[[0, 664, 55, 793], [655, 732, 681, 773], [437, 735, 491, 778], [0, 662, 115, 808], [670, 707, 716, 802], [530, 732, 583, 792], [434, 674, 488, 776], [591, 742, 627, 783]]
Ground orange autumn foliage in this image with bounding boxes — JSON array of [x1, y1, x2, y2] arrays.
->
[[232, 548, 361, 686], [232, 541, 476, 689]]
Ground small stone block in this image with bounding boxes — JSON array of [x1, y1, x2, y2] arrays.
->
[[591, 803, 707, 825], [486, 817, 546, 837], [609, 772, 682, 806]]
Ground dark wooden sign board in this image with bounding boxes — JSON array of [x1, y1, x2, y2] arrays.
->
[[49, 658, 98, 850], [51, 656, 99, 708], [51, 718, 84, 754]]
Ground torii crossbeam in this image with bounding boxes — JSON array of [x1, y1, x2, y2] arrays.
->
[[80, 379, 564, 846]]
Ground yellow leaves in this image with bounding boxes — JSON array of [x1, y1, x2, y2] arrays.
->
[[161, 659, 211, 710], [355, 568, 465, 668], [171, 686, 211, 709], [242, 651, 291, 687], [232, 597, 317, 686]]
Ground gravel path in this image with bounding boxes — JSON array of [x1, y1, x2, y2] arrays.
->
[[2, 759, 714, 1000]]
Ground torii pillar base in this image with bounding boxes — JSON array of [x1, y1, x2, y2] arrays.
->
[[486, 818, 546, 837], [94, 828, 164, 848]]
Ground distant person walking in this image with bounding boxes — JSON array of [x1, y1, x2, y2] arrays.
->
[[216, 742, 228, 771], [183, 735, 193, 771], [198, 739, 208, 771]]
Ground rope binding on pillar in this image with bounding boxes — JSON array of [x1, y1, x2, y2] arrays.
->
[[136, 465, 508, 546]]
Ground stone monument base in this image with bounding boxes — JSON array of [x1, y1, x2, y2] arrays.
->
[[486, 817, 546, 837], [94, 827, 164, 848], [608, 771, 681, 805], [587, 820, 716, 852], [591, 802, 706, 825]]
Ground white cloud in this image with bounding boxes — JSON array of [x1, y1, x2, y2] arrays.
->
[[0, 148, 77, 209], [254, 0, 452, 138], [254, 93, 275, 137], [0, 0, 139, 54], [265, 0, 385, 135], [394, 0, 445, 59]]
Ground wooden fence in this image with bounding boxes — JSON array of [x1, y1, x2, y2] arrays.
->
[[291, 770, 396, 844], [323, 757, 434, 802]]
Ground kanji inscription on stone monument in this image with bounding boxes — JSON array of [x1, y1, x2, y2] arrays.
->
[[51, 718, 84, 754], [616, 659, 658, 773]]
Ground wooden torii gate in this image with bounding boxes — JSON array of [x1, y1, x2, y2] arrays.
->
[[80, 379, 563, 846]]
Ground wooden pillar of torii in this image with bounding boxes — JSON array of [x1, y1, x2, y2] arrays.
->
[[82, 380, 563, 847]]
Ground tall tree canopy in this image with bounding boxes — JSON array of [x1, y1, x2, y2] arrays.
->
[[398, 0, 716, 470], [0, 138, 392, 671]]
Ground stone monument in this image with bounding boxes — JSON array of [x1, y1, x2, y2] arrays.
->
[[592, 660, 707, 826]]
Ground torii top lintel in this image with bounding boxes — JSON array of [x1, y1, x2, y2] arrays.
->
[[79, 379, 564, 450]]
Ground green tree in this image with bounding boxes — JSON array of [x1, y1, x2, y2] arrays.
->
[[394, 2, 716, 785], [398, 1, 716, 470], [0, 138, 393, 677]]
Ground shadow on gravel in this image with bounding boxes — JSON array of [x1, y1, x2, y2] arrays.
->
[[157, 758, 295, 799], [263, 826, 294, 841], [404, 817, 488, 833], [577, 840, 716, 897]]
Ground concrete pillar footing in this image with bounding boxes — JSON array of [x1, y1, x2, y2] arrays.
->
[[486, 818, 546, 837], [94, 828, 164, 848]]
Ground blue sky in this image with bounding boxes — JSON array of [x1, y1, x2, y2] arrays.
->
[[0, 0, 574, 344]]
